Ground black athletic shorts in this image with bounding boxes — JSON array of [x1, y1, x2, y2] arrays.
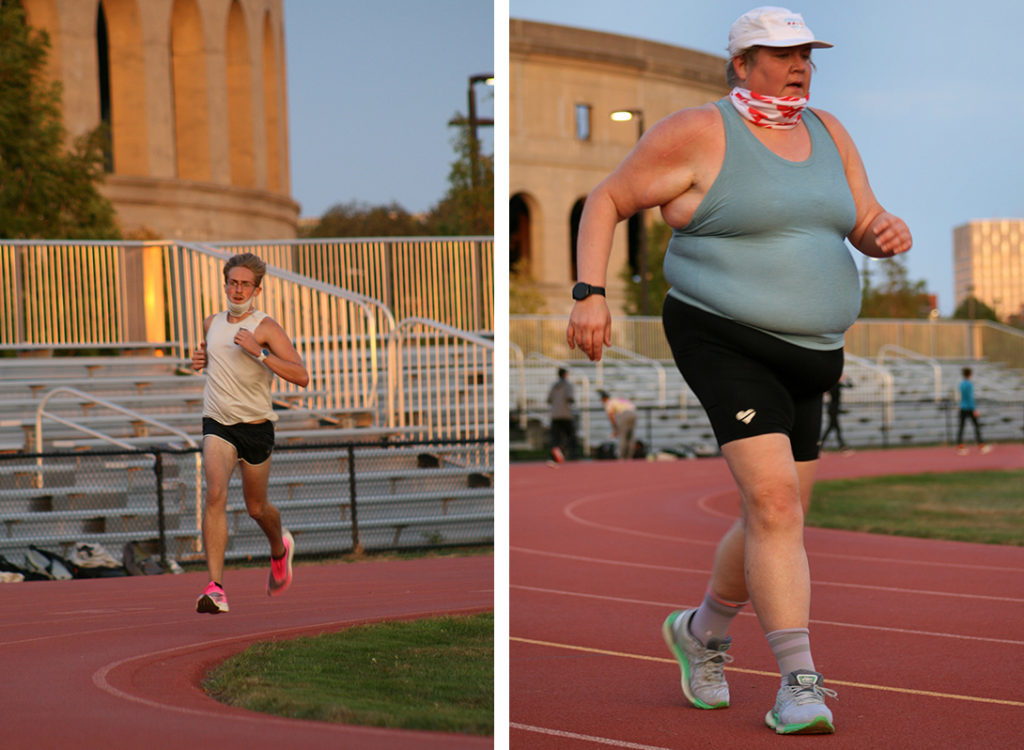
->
[[202, 417, 275, 465], [662, 295, 843, 461]]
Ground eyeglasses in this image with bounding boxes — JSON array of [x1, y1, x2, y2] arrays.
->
[[226, 280, 257, 291]]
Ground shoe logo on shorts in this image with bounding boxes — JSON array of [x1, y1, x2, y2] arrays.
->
[[736, 409, 756, 425]]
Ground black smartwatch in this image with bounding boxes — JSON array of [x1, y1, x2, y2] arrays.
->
[[572, 282, 606, 301]]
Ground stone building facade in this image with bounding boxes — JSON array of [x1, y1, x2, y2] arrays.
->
[[510, 19, 727, 314], [22, 0, 298, 239]]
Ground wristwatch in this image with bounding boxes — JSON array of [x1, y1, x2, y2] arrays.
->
[[256, 348, 270, 363], [572, 282, 606, 301]]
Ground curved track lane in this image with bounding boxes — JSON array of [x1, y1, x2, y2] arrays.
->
[[1, 555, 493, 749], [511, 445, 1024, 749]]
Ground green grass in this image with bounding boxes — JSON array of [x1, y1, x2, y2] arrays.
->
[[203, 613, 493, 736], [808, 469, 1024, 546]]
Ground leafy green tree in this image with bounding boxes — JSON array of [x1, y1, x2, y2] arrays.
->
[[0, 3, 120, 239], [428, 116, 493, 236], [619, 218, 671, 316], [510, 260, 546, 314], [951, 295, 998, 322], [302, 200, 428, 238], [859, 256, 932, 318]]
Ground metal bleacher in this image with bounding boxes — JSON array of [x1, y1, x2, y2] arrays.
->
[[0, 346, 493, 563], [512, 347, 1024, 458], [0, 240, 495, 567]]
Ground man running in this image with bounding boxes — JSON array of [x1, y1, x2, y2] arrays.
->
[[191, 253, 309, 613]]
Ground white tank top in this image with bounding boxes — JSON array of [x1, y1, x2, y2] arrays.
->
[[202, 310, 276, 424]]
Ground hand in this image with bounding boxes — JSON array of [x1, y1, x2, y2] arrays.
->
[[233, 328, 261, 357], [567, 296, 612, 362], [191, 342, 206, 371], [871, 213, 913, 256]]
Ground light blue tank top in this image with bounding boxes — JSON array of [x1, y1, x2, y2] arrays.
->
[[664, 99, 859, 350]]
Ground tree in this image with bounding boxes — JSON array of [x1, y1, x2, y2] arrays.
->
[[859, 256, 932, 318], [619, 219, 671, 316], [510, 260, 546, 314], [428, 116, 493, 235], [951, 295, 998, 322], [302, 200, 428, 238], [0, 3, 120, 239]]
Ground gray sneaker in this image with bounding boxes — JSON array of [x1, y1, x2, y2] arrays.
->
[[661, 608, 733, 709], [765, 670, 838, 734]]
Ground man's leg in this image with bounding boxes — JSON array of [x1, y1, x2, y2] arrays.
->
[[239, 457, 285, 558], [201, 436, 238, 585]]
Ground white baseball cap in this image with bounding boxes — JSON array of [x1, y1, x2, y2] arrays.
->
[[728, 6, 833, 57]]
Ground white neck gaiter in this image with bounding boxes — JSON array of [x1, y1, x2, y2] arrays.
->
[[226, 297, 253, 317], [729, 87, 808, 130]]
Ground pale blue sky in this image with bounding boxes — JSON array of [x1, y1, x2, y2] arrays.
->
[[283, 0, 494, 219], [509, 0, 1024, 314]]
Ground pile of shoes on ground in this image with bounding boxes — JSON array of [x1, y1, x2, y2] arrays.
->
[[0, 541, 183, 583]]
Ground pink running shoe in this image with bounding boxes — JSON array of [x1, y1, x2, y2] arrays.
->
[[196, 581, 229, 614], [267, 529, 294, 596]]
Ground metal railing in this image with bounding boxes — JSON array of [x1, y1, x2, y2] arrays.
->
[[510, 314, 1024, 368], [33, 387, 203, 548], [389, 318, 493, 445], [164, 243, 393, 421], [0, 242, 129, 344], [1, 241, 496, 447], [876, 345, 942, 402], [1, 438, 493, 565], [213, 237, 494, 333]]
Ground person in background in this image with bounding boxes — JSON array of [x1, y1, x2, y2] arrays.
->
[[819, 374, 852, 452], [598, 390, 637, 460], [956, 367, 992, 454], [547, 367, 577, 462], [567, 6, 911, 735]]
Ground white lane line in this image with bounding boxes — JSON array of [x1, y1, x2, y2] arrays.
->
[[510, 723, 676, 750], [511, 546, 1024, 603], [511, 636, 1024, 707], [560, 494, 1024, 574], [511, 584, 1024, 646]]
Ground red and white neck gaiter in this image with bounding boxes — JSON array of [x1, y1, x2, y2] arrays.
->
[[729, 87, 807, 130]]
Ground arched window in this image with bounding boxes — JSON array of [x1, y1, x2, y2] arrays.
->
[[96, 3, 113, 171], [569, 198, 586, 281], [226, 0, 254, 187], [510, 193, 531, 276]]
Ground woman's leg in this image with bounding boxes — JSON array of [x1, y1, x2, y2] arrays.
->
[[720, 433, 810, 632]]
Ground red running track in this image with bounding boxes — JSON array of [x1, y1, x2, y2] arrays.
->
[[510, 445, 1024, 749], [0, 555, 493, 750]]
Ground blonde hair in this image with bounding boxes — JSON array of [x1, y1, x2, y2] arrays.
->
[[223, 252, 266, 286]]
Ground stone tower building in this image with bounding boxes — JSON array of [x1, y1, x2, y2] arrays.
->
[[22, 0, 298, 239]]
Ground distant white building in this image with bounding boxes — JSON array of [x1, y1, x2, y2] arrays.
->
[[953, 219, 1024, 321]]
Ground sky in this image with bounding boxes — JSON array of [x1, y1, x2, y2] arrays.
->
[[506, 0, 1024, 314], [282, 0, 494, 219]]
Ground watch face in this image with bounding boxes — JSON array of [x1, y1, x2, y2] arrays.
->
[[572, 282, 588, 300]]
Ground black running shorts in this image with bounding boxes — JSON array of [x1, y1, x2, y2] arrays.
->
[[662, 295, 843, 461], [202, 417, 275, 465]]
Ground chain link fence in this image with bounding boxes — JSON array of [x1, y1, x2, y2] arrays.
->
[[0, 437, 493, 577]]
